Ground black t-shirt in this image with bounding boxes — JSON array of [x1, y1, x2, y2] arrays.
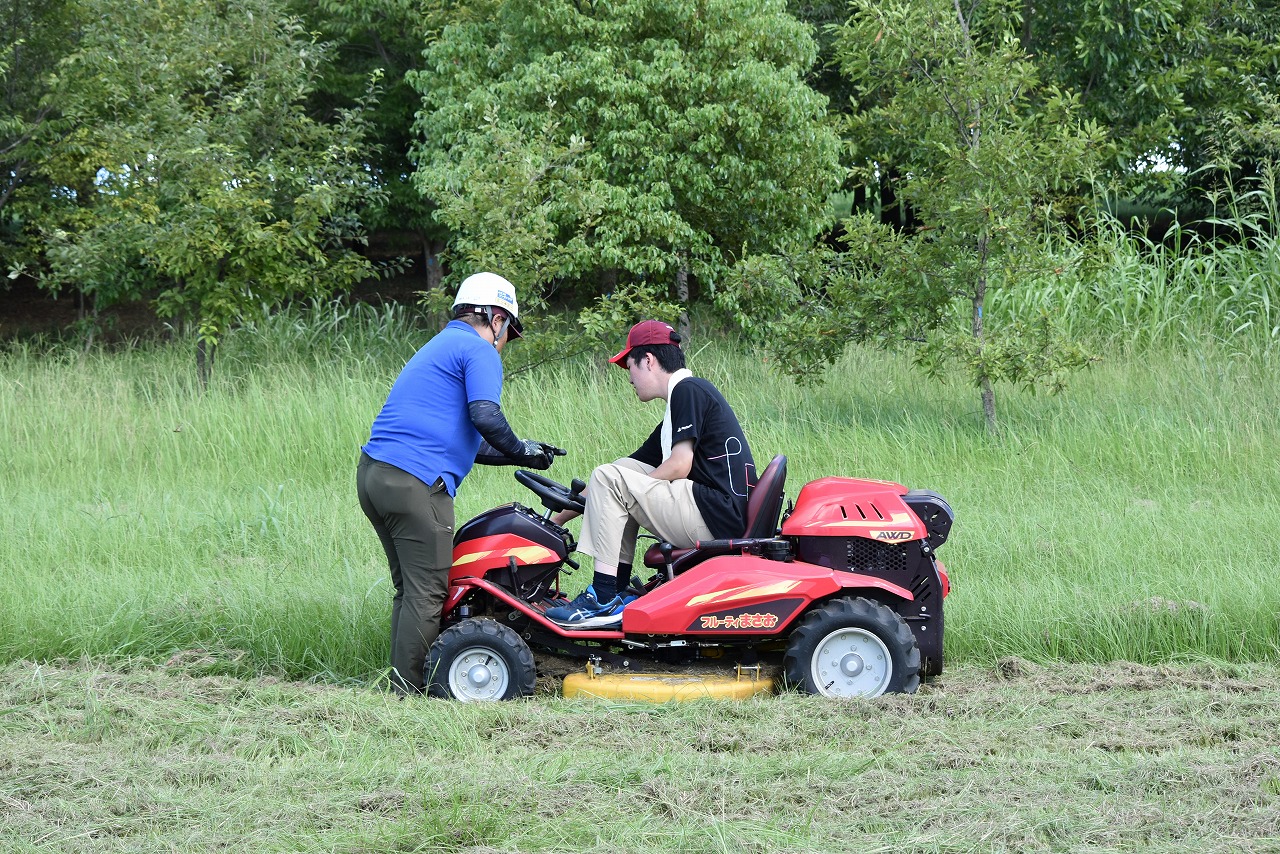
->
[[630, 376, 756, 538]]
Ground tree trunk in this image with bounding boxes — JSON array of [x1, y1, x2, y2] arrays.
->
[[675, 255, 690, 342], [77, 287, 96, 352], [980, 376, 997, 434], [973, 236, 997, 433], [598, 267, 618, 294], [196, 337, 215, 392], [424, 236, 444, 292]]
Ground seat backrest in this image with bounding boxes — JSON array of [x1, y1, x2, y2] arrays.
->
[[742, 455, 787, 538]]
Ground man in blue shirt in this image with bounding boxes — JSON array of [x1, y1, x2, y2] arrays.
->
[[357, 272, 555, 695]]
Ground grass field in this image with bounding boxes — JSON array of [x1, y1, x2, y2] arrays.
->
[[3, 658, 1278, 851], [2, 310, 1277, 680], [3, 304, 1279, 850]]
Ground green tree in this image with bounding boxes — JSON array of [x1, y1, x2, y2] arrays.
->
[[294, 0, 455, 287], [0, 0, 79, 276], [410, 0, 841, 337], [35, 0, 385, 381], [795, 0, 1280, 211], [1022, 0, 1280, 202], [730, 0, 1104, 432], [843, 0, 1106, 432]]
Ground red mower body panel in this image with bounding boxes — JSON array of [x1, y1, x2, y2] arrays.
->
[[776, 477, 952, 676], [619, 555, 914, 636], [781, 477, 926, 542], [450, 533, 561, 576]]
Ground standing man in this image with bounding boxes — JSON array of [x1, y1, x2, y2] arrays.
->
[[358, 272, 556, 694], [546, 320, 756, 628]]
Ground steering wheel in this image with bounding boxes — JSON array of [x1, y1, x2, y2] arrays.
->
[[515, 470, 586, 515]]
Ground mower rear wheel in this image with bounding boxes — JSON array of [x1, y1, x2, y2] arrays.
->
[[783, 597, 921, 698], [426, 618, 537, 701]]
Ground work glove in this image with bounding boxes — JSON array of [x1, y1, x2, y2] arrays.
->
[[537, 442, 567, 459], [518, 439, 555, 470]]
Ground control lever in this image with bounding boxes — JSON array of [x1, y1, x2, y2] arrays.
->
[[660, 542, 674, 582]]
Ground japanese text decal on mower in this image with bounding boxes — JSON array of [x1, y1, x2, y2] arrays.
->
[[687, 598, 805, 633], [699, 612, 779, 630]]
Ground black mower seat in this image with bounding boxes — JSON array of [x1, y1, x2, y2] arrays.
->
[[642, 454, 788, 571]]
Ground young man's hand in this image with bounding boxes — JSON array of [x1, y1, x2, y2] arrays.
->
[[649, 440, 694, 481]]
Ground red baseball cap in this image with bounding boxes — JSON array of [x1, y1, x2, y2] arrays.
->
[[609, 320, 680, 367]]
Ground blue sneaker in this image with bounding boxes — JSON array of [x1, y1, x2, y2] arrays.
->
[[545, 585, 626, 628]]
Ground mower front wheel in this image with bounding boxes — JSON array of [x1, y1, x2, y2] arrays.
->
[[426, 618, 537, 701], [783, 597, 921, 698]]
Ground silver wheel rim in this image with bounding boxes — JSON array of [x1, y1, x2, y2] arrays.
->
[[809, 627, 893, 698], [446, 645, 510, 702]]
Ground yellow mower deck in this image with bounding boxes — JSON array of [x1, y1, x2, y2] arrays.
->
[[562, 664, 775, 702]]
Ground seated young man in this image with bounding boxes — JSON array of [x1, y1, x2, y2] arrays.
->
[[546, 320, 757, 627]]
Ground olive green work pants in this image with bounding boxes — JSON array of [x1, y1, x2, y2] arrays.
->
[[357, 452, 454, 694]]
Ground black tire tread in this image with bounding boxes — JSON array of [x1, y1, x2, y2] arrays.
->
[[426, 618, 537, 700], [782, 597, 921, 697]]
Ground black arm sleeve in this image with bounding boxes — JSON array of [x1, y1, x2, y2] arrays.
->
[[468, 400, 525, 459], [473, 439, 511, 467]]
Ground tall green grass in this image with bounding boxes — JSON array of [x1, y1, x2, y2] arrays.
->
[[2, 298, 1277, 682], [989, 173, 1280, 354]]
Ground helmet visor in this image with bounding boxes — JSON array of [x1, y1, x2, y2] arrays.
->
[[503, 310, 524, 339]]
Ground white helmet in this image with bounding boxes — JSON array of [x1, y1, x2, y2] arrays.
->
[[452, 272, 522, 338]]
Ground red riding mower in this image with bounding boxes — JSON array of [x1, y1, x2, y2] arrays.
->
[[426, 455, 953, 701]]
